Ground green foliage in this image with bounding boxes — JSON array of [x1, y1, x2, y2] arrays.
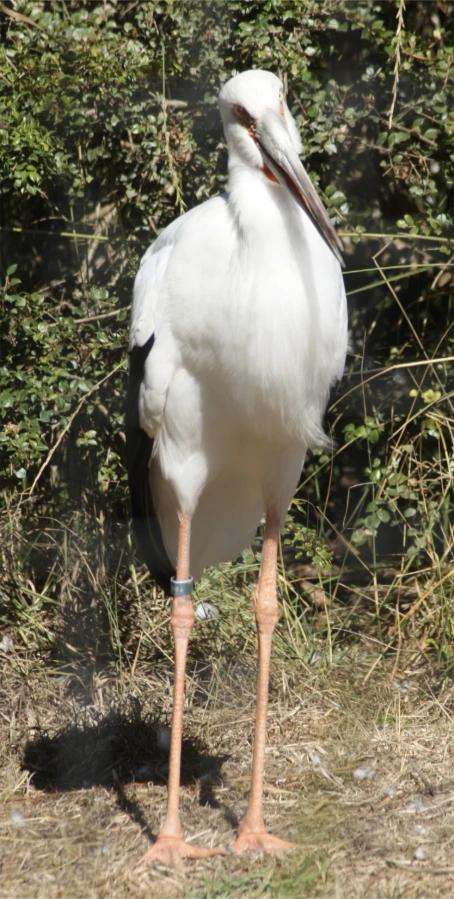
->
[[0, 0, 453, 664], [284, 510, 333, 571]]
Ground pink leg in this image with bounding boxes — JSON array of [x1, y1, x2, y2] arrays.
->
[[143, 512, 226, 867], [232, 510, 296, 855]]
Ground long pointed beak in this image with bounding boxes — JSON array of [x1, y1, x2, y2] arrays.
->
[[257, 109, 344, 267]]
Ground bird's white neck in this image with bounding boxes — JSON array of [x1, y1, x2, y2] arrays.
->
[[227, 161, 303, 245]]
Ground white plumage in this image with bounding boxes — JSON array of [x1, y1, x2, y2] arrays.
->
[[127, 69, 347, 584], [126, 68, 347, 864]]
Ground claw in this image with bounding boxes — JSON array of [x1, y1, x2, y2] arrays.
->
[[143, 836, 226, 869], [231, 831, 296, 856]]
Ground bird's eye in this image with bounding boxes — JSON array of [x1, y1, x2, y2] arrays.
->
[[233, 104, 256, 134]]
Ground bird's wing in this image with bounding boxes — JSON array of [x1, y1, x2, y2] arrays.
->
[[129, 238, 172, 352], [126, 238, 177, 594], [126, 199, 231, 593], [298, 208, 348, 387]]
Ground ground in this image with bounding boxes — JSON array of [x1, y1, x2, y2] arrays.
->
[[1, 643, 454, 899]]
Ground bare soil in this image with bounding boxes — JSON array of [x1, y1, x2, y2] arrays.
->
[[1, 652, 454, 898]]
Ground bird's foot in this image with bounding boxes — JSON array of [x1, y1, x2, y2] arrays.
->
[[143, 835, 227, 869], [231, 830, 296, 856]]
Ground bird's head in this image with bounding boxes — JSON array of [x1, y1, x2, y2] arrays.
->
[[219, 70, 301, 169], [219, 69, 343, 266]]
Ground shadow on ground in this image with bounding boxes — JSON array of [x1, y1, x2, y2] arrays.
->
[[22, 701, 228, 805]]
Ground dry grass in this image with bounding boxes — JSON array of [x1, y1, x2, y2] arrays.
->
[[1, 638, 454, 899], [1, 478, 453, 898]]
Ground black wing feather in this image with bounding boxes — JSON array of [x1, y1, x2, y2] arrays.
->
[[125, 334, 175, 595]]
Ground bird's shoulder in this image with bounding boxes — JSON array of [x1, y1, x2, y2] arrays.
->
[[129, 195, 230, 351]]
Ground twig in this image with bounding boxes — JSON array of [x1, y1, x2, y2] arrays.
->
[[372, 253, 454, 415], [385, 121, 437, 148], [0, 226, 113, 242], [340, 231, 454, 245], [430, 253, 454, 290], [373, 256, 428, 360], [388, 0, 406, 130], [409, 757, 435, 794], [72, 308, 131, 324], [0, 2, 47, 32], [348, 266, 439, 298], [399, 567, 454, 627], [346, 263, 454, 276], [331, 356, 454, 410], [160, 43, 186, 215], [47, 309, 130, 327], [156, 96, 188, 109], [387, 861, 454, 873], [401, 49, 430, 63], [28, 363, 124, 496]]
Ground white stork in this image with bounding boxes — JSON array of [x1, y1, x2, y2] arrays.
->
[[126, 69, 347, 865]]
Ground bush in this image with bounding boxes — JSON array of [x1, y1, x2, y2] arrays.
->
[[0, 0, 453, 665]]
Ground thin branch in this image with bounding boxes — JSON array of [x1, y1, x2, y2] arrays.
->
[[28, 363, 124, 497], [330, 356, 454, 410], [46, 308, 130, 327], [346, 262, 453, 275], [160, 43, 186, 216], [73, 308, 131, 324], [383, 120, 437, 148], [399, 567, 454, 627], [430, 253, 454, 290], [388, 0, 406, 130], [0, 226, 113, 242], [156, 96, 188, 109], [372, 253, 453, 415], [340, 231, 454, 245], [0, 2, 48, 32], [347, 266, 434, 297]]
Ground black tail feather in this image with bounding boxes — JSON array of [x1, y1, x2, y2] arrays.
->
[[126, 335, 175, 596]]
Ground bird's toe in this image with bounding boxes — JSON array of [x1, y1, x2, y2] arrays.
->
[[231, 831, 296, 856]]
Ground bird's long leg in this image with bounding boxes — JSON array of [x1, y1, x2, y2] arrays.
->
[[143, 512, 226, 867], [232, 509, 295, 855]]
